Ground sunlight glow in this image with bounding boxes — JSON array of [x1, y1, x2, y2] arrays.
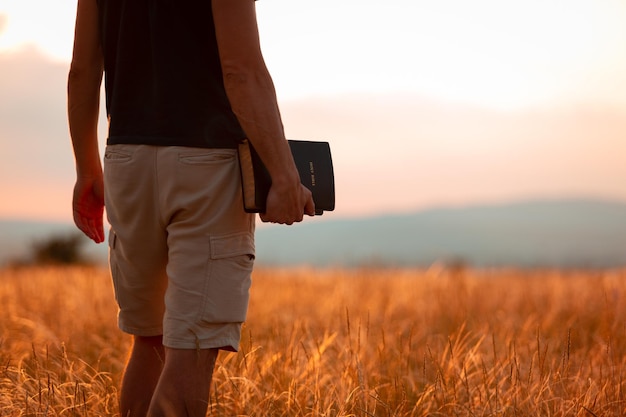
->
[[1, 0, 625, 110], [0, 0, 77, 61]]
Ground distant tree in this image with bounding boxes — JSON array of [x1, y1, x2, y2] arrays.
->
[[31, 232, 91, 265]]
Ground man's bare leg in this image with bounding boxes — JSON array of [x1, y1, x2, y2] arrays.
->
[[147, 347, 219, 417], [120, 335, 165, 417]]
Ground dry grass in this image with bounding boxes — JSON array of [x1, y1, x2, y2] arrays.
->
[[1, 265, 625, 416]]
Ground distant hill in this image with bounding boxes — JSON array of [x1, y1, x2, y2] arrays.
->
[[1, 198, 626, 268], [254, 198, 626, 268]]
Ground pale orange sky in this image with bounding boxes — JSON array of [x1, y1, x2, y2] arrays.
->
[[1, 0, 626, 222]]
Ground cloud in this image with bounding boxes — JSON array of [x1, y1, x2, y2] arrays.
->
[[280, 93, 626, 215], [0, 47, 106, 220], [0, 47, 74, 177]]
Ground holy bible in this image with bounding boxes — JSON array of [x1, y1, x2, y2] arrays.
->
[[238, 139, 335, 215]]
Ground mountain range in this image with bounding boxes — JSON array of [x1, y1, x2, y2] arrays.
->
[[1, 198, 625, 268]]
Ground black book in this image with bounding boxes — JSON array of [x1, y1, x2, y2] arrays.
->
[[238, 139, 335, 215]]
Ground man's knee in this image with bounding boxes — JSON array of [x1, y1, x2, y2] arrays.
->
[[134, 335, 164, 347], [131, 335, 165, 362]]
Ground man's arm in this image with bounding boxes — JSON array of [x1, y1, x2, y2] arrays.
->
[[67, 0, 105, 243], [212, 0, 315, 225]]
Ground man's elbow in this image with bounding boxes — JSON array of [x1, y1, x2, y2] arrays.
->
[[223, 68, 249, 86], [221, 53, 269, 85], [67, 61, 103, 90], [222, 64, 274, 99]]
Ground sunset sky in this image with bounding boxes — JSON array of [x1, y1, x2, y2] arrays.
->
[[1, 0, 626, 223]]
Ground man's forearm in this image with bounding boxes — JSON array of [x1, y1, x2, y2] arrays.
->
[[67, 68, 103, 177], [68, 0, 104, 178], [223, 68, 300, 188]]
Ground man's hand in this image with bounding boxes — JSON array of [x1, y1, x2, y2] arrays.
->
[[73, 175, 105, 243], [260, 181, 315, 225]]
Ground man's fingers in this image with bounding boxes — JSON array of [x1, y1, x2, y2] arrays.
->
[[74, 212, 104, 243], [260, 184, 315, 224], [88, 219, 105, 243], [95, 226, 105, 243], [304, 197, 316, 216], [259, 211, 300, 225]]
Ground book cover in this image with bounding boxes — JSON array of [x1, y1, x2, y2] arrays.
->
[[238, 139, 335, 215]]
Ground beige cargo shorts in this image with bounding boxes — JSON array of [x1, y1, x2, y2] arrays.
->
[[104, 144, 255, 351]]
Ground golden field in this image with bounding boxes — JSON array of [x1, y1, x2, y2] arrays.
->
[[0, 265, 625, 416]]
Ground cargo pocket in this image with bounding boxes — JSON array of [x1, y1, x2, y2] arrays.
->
[[200, 231, 255, 324]]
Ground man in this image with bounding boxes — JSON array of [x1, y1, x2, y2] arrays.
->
[[68, 0, 315, 415]]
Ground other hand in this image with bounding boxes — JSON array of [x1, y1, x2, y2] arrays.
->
[[73, 175, 105, 243]]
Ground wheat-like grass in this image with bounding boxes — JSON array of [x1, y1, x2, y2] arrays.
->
[[0, 266, 625, 416]]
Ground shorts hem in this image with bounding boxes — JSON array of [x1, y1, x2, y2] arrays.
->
[[119, 323, 164, 337], [162, 337, 240, 352]]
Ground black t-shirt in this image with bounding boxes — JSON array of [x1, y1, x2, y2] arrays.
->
[[97, 0, 246, 148]]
